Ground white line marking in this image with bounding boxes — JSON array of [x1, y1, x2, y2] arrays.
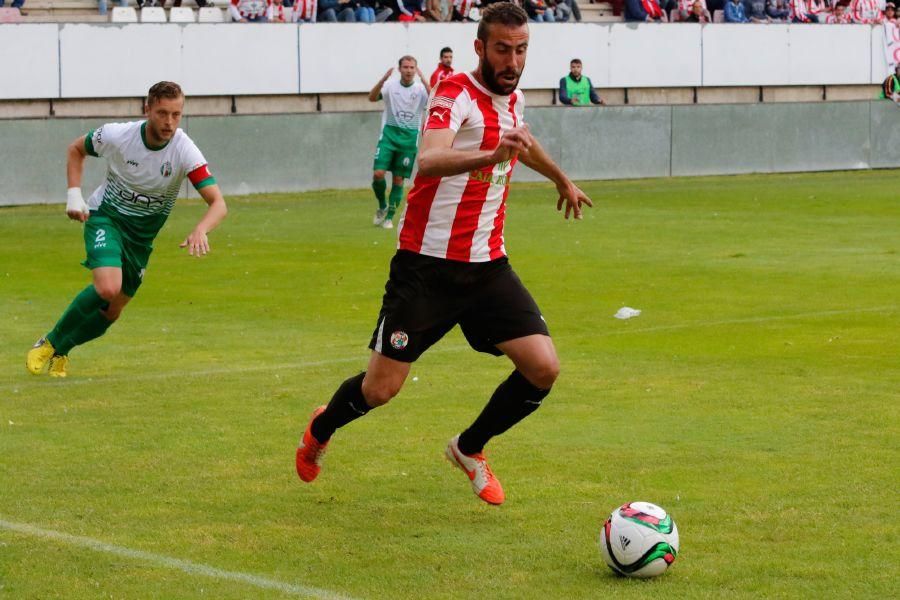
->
[[0, 518, 358, 600]]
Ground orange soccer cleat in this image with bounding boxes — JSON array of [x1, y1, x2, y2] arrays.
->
[[295, 406, 329, 483], [445, 435, 505, 506]]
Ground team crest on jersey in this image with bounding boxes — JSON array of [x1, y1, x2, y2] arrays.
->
[[160, 161, 172, 177], [390, 331, 409, 350]]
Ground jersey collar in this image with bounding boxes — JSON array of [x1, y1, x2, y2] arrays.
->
[[141, 121, 171, 151]]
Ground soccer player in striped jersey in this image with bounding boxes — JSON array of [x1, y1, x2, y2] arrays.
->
[[26, 81, 227, 378], [297, 2, 592, 505]]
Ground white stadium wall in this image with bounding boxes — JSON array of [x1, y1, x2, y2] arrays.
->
[[0, 22, 895, 100]]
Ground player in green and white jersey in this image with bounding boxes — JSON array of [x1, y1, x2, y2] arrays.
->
[[368, 56, 430, 229], [25, 81, 228, 378]]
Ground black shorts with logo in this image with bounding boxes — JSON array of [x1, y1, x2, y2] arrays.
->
[[368, 250, 550, 363]]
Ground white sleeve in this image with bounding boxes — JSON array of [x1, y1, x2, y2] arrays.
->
[[85, 122, 130, 158]]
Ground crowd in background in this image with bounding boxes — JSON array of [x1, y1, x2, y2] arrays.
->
[[625, 0, 898, 23], [220, 0, 582, 22]]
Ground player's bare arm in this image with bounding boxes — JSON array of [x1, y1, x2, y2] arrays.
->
[[417, 126, 533, 178], [417, 66, 432, 95], [518, 128, 593, 220], [368, 68, 394, 102], [180, 184, 227, 257], [65, 135, 90, 223]]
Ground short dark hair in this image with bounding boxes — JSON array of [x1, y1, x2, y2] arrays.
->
[[570, 58, 582, 65], [440, 47, 453, 56], [398, 55, 417, 67], [147, 81, 183, 106], [477, 2, 528, 44]]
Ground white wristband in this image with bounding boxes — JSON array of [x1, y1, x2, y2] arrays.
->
[[66, 187, 88, 214]]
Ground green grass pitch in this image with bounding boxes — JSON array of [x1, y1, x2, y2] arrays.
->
[[1, 170, 898, 599]]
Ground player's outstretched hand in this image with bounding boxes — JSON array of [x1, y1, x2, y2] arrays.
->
[[383, 67, 394, 81], [180, 229, 210, 257], [556, 180, 593, 220], [491, 125, 534, 164]]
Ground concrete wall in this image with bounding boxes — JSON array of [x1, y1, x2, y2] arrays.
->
[[0, 22, 895, 100], [2, 100, 897, 206]]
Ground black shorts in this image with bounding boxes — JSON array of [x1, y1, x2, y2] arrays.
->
[[368, 250, 550, 363]]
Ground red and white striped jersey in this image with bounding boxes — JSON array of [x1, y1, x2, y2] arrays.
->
[[397, 72, 525, 263]]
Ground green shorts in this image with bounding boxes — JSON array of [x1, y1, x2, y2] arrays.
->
[[373, 138, 418, 179], [82, 213, 152, 297]]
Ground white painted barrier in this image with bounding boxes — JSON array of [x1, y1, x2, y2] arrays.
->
[[0, 23, 891, 99], [0, 24, 59, 100]]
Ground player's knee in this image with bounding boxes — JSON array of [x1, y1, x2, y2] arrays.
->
[[93, 282, 121, 302], [361, 376, 402, 407], [392, 176, 404, 186], [373, 171, 386, 181], [526, 358, 560, 390]]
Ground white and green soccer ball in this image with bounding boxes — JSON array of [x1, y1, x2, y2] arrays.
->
[[598, 501, 679, 578]]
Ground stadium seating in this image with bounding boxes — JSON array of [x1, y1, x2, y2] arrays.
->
[[169, 6, 196, 21], [110, 5, 137, 21], [198, 5, 225, 21], [0, 7, 24, 22], [139, 5, 166, 21]]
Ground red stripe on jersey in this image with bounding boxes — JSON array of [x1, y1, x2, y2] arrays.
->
[[400, 80, 468, 253], [487, 94, 519, 259], [445, 92, 500, 261], [188, 164, 212, 185]]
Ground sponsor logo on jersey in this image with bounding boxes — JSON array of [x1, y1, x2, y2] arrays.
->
[[127, 160, 140, 168], [390, 331, 409, 350], [116, 188, 164, 209], [430, 96, 455, 110], [160, 161, 172, 177]]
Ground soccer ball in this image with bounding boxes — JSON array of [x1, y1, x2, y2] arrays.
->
[[598, 501, 679, 578]]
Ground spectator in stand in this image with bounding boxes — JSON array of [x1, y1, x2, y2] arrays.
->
[[824, 2, 849, 20], [724, 0, 750, 20], [554, 0, 574, 20], [746, 0, 770, 20], [684, 0, 711, 19], [676, 0, 709, 21], [426, 0, 452, 19], [790, 0, 819, 22], [319, 0, 356, 20], [293, 0, 318, 20], [850, 0, 882, 22], [363, 0, 393, 19], [766, 0, 790, 20], [267, 0, 297, 20], [430, 47, 455, 88], [99, 0, 129, 15], [231, 0, 268, 20], [452, 0, 479, 19], [557, 0, 581, 20], [884, 1, 897, 21], [397, 0, 427, 19], [559, 59, 605, 106], [524, 0, 555, 20], [881, 64, 900, 101], [625, 0, 668, 20]]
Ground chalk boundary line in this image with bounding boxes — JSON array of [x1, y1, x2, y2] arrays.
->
[[0, 518, 359, 600]]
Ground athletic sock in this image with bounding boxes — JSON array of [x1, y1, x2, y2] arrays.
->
[[386, 183, 404, 219], [372, 179, 387, 210], [310, 372, 372, 444], [457, 370, 551, 456], [55, 309, 115, 356], [46, 285, 109, 354]]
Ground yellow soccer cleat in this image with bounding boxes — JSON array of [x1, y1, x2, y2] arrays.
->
[[26, 337, 55, 375], [48, 355, 69, 378]]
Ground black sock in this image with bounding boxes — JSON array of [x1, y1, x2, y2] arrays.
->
[[310, 372, 371, 443], [457, 370, 551, 456]]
